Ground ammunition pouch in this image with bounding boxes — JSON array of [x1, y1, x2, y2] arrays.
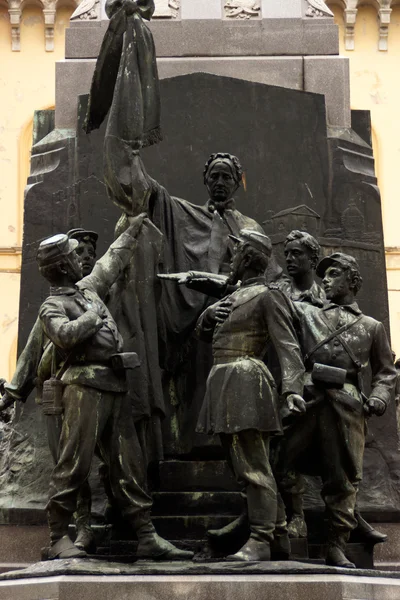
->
[[111, 352, 140, 373], [42, 377, 64, 416], [311, 363, 347, 388]]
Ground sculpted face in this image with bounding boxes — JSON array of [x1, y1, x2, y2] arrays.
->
[[284, 240, 313, 279], [75, 239, 96, 277], [322, 264, 351, 302], [66, 250, 83, 283], [206, 163, 238, 203]]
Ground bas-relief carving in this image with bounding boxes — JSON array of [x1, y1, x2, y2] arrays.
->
[[224, 0, 261, 20], [71, 0, 101, 21], [305, 0, 333, 18], [153, 0, 179, 18]]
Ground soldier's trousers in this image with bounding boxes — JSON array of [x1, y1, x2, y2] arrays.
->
[[280, 395, 365, 546], [47, 384, 152, 542], [220, 429, 285, 545]]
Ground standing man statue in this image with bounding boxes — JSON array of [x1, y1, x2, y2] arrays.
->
[[277, 232, 387, 545], [35, 214, 193, 561], [275, 230, 325, 539], [0, 228, 104, 554], [196, 230, 305, 561], [279, 252, 396, 567]]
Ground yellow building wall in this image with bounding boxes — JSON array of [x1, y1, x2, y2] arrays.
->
[[0, 4, 74, 381], [330, 3, 400, 357]]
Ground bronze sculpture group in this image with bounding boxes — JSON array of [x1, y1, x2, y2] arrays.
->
[[0, 0, 396, 569]]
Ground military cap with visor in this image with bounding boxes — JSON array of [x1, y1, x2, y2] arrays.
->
[[37, 234, 79, 268], [316, 252, 361, 279], [67, 228, 98, 246], [229, 229, 272, 257]]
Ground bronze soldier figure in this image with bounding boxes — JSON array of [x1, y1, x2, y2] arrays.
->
[[196, 229, 305, 561], [277, 232, 387, 545], [280, 252, 396, 567], [35, 215, 193, 561], [0, 229, 101, 553]]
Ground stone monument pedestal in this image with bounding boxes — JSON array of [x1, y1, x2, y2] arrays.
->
[[1, 562, 400, 600]]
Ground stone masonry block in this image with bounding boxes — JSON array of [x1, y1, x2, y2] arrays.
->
[[304, 56, 351, 128]]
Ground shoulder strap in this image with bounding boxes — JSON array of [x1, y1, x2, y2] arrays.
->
[[304, 313, 363, 365], [51, 347, 77, 381]]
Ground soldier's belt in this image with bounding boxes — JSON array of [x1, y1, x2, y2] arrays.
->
[[213, 353, 258, 365]]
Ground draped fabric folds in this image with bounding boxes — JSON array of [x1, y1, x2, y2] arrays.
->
[[84, 0, 162, 149]]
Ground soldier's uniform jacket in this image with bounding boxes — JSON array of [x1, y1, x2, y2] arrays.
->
[[196, 277, 305, 435], [293, 300, 396, 406], [39, 226, 140, 393], [277, 279, 325, 305]]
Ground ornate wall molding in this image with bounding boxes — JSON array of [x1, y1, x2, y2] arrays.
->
[[305, 0, 334, 18], [223, 0, 261, 20], [153, 0, 180, 18], [4, 0, 79, 51], [70, 0, 100, 21], [327, 0, 395, 52]]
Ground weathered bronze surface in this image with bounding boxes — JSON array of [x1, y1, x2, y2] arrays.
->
[[0, 0, 398, 573]]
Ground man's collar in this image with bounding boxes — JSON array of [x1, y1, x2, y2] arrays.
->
[[323, 301, 362, 315], [207, 198, 236, 213], [241, 276, 266, 288], [50, 285, 77, 296]]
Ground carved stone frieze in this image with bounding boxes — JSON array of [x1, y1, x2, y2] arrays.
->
[[224, 0, 261, 20], [305, 0, 334, 18], [153, 0, 180, 18], [70, 0, 101, 21]]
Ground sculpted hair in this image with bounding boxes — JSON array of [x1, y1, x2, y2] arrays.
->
[[344, 264, 363, 295], [242, 244, 270, 274], [203, 153, 243, 185], [39, 260, 68, 285], [284, 230, 321, 269]]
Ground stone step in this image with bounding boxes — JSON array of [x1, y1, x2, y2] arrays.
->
[[159, 460, 239, 492], [153, 515, 236, 540], [152, 492, 242, 515]]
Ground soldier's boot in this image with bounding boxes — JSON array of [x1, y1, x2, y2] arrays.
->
[[136, 522, 194, 561], [287, 493, 307, 539], [354, 511, 387, 544], [271, 493, 291, 560], [271, 530, 291, 561], [287, 515, 308, 539], [207, 511, 249, 542], [326, 534, 355, 569], [226, 537, 271, 562], [75, 523, 96, 554], [47, 535, 87, 560]]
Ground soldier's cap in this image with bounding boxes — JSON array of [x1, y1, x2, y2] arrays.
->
[[67, 228, 98, 246], [37, 234, 79, 268], [316, 252, 360, 278], [229, 229, 272, 257]]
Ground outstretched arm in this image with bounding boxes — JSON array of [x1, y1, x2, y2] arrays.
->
[[82, 213, 147, 299]]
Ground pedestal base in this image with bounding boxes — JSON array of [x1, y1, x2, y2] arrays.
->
[[1, 564, 400, 600]]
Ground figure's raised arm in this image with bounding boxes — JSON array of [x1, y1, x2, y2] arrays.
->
[[84, 0, 160, 217]]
